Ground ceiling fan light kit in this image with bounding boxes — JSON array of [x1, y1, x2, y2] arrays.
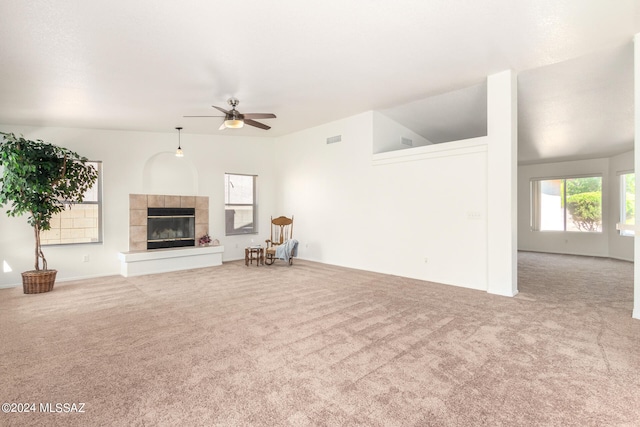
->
[[184, 98, 276, 130], [224, 119, 244, 129]]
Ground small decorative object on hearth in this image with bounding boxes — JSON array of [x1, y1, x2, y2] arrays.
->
[[198, 233, 212, 246], [0, 132, 98, 294]]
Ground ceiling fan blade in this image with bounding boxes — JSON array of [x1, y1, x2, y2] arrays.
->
[[218, 122, 227, 130], [244, 119, 271, 130], [242, 113, 277, 119], [213, 105, 230, 114], [183, 115, 225, 118]]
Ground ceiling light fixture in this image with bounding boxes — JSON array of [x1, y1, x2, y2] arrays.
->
[[175, 126, 184, 157], [224, 99, 244, 128], [224, 116, 244, 129], [183, 98, 275, 130]]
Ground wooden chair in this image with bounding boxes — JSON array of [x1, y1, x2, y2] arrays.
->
[[265, 215, 295, 265]]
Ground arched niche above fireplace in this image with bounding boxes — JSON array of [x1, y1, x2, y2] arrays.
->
[[142, 152, 198, 195]]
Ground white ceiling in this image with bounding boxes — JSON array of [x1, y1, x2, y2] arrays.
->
[[0, 0, 639, 163]]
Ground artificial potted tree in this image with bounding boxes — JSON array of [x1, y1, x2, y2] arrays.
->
[[0, 132, 98, 293]]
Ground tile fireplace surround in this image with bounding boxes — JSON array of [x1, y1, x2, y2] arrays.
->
[[129, 194, 209, 251], [118, 194, 224, 277]]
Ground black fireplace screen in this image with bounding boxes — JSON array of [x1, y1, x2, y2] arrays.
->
[[147, 207, 195, 250]]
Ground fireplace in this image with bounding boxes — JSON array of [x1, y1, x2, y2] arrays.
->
[[147, 207, 195, 250]]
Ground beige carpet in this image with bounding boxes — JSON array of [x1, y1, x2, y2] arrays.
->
[[1, 252, 639, 426]]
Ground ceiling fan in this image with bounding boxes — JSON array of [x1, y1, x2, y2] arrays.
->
[[184, 98, 276, 130]]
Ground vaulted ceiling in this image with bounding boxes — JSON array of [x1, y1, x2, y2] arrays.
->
[[0, 1, 638, 164]]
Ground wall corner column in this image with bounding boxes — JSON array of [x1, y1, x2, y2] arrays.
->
[[633, 34, 640, 319], [487, 69, 518, 297]]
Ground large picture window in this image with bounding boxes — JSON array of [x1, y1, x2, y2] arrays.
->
[[531, 176, 602, 233], [620, 172, 635, 236], [40, 161, 102, 245], [224, 173, 257, 235]]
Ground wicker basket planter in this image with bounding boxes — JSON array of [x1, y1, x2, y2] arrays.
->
[[21, 270, 57, 294]]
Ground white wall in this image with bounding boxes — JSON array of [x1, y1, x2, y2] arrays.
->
[[271, 71, 517, 294], [486, 69, 518, 297], [517, 153, 634, 260], [143, 152, 199, 195], [633, 33, 640, 320], [274, 111, 490, 290], [609, 150, 635, 261], [0, 125, 277, 287]]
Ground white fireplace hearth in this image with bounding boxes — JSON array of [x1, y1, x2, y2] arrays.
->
[[118, 245, 224, 277]]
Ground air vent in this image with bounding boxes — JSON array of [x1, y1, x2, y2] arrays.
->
[[326, 135, 342, 144], [401, 137, 413, 147]]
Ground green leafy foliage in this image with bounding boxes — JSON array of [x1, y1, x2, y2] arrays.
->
[[566, 191, 601, 232], [566, 177, 601, 195], [0, 132, 98, 270], [624, 173, 635, 223], [626, 198, 635, 222]]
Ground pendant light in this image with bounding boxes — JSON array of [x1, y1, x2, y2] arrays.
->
[[175, 126, 184, 157]]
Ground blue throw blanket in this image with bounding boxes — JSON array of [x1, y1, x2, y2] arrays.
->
[[275, 239, 299, 263]]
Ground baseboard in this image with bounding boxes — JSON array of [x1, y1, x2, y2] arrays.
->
[[609, 255, 634, 263], [0, 272, 124, 290], [57, 273, 121, 282], [519, 249, 633, 263], [488, 289, 519, 298]]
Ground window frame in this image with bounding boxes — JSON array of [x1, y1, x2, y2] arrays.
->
[[530, 174, 603, 233], [619, 171, 635, 237], [224, 173, 258, 236], [41, 160, 103, 246]]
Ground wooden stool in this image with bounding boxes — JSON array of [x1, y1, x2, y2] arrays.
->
[[245, 247, 264, 266]]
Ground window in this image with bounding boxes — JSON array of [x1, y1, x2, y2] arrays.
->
[[531, 176, 602, 232], [40, 161, 102, 245], [620, 172, 635, 236], [224, 173, 257, 235]]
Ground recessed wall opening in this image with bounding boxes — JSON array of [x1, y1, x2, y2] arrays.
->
[[373, 80, 488, 154]]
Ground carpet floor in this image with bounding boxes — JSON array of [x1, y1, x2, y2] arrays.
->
[[1, 252, 639, 426]]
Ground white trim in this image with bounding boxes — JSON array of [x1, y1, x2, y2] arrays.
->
[[616, 223, 639, 231], [371, 137, 488, 166], [488, 289, 519, 297]]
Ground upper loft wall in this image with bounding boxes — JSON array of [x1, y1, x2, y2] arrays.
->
[[375, 81, 488, 154], [372, 111, 433, 154], [375, 42, 634, 166]]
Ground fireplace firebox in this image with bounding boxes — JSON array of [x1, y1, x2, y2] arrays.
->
[[147, 207, 195, 250]]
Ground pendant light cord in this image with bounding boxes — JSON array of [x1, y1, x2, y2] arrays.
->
[[175, 126, 184, 157]]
